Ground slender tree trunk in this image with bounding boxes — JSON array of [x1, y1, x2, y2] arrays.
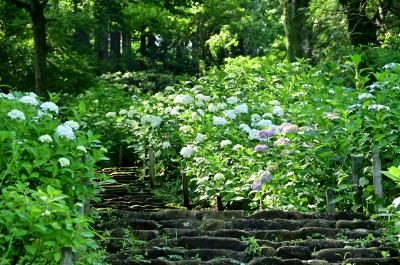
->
[[282, 0, 312, 61], [140, 27, 147, 56], [122, 31, 132, 71], [110, 31, 121, 70], [95, 28, 108, 61]]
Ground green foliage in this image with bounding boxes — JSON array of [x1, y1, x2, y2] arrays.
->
[[0, 91, 111, 264]]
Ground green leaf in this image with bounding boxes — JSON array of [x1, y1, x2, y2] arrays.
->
[[351, 54, 362, 66], [24, 244, 37, 255], [359, 177, 369, 187]]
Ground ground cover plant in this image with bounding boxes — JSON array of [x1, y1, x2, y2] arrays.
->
[[0, 92, 111, 264]]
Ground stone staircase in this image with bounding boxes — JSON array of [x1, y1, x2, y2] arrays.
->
[[94, 168, 400, 265]]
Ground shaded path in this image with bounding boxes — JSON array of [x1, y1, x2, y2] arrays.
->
[[94, 168, 399, 265]]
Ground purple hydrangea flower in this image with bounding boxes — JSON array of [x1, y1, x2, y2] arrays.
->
[[258, 129, 275, 139], [254, 144, 269, 153], [260, 174, 273, 183], [251, 181, 262, 191]]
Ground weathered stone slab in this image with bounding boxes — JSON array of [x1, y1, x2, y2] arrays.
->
[[336, 220, 380, 230], [277, 246, 312, 260], [316, 248, 382, 262], [179, 236, 247, 251]]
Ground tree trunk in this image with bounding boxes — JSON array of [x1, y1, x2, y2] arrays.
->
[[282, 0, 312, 61], [122, 31, 132, 71], [95, 27, 108, 61], [140, 27, 147, 56], [343, 0, 378, 46], [25, 0, 48, 97], [110, 31, 121, 70]]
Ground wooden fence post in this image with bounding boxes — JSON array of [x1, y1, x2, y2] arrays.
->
[[182, 171, 190, 209], [148, 145, 155, 189], [118, 145, 123, 168], [326, 188, 335, 215], [372, 150, 383, 209], [143, 145, 148, 180], [61, 247, 73, 265], [351, 155, 363, 212], [216, 196, 223, 211]]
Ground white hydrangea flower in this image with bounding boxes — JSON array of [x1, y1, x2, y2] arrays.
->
[[223, 109, 237, 120], [197, 109, 205, 116], [214, 173, 224, 181], [174, 94, 193, 105], [20, 96, 39, 106], [64, 120, 79, 130], [368, 104, 390, 111], [127, 109, 137, 117], [239, 123, 251, 133], [220, 140, 232, 148], [170, 106, 182, 116], [248, 129, 259, 140], [233, 144, 243, 150], [7, 110, 26, 120], [268, 100, 280, 106], [28, 92, 38, 98], [38, 134, 53, 143], [179, 125, 191, 133], [1, 93, 15, 100], [234, 104, 248, 114], [196, 94, 212, 102], [195, 133, 207, 143], [40, 102, 59, 114], [196, 101, 205, 107], [55, 124, 75, 140], [208, 103, 219, 113], [164, 107, 172, 114], [106, 112, 116, 118], [251, 114, 261, 124], [119, 109, 128, 115], [77, 146, 87, 153], [257, 119, 273, 128], [392, 197, 400, 209], [191, 112, 200, 120], [272, 105, 284, 117], [212, 116, 227, 126], [217, 103, 227, 110], [58, 157, 70, 167], [227, 96, 239, 104], [358, 93, 374, 100], [161, 141, 171, 149], [180, 145, 194, 158], [141, 115, 163, 128], [383, 63, 400, 70]]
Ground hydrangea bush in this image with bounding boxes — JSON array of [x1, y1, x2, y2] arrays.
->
[[0, 92, 109, 264], [70, 56, 400, 213]]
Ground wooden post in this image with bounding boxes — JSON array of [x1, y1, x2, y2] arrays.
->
[[61, 247, 72, 265], [372, 150, 383, 208], [182, 171, 190, 209], [143, 145, 148, 179], [326, 188, 335, 215], [216, 196, 223, 211], [118, 145, 123, 168], [148, 145, 155, 189], [351, 155, 363, 212]]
